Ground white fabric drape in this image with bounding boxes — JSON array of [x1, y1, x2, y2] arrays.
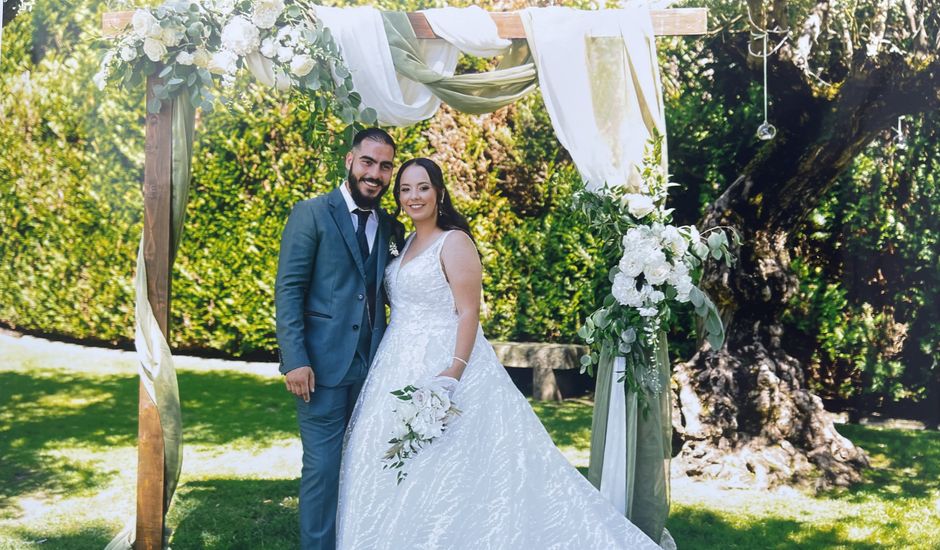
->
[[521, 4, 668, 526], [105, 238, 184, 550], [315, 6, 453, 126], [421, 6, 511, 58], [311, 6, 511, 126], [520, 7, 666, 193]]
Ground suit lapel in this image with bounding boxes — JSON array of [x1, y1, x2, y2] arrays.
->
[[328, 188, 366, 278]]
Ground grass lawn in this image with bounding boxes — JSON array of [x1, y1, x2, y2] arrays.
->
[[1, 333, 938, 549]]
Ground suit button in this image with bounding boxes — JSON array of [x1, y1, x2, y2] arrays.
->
[[353, 324, 359, 330], [357, 294, 364, 300]]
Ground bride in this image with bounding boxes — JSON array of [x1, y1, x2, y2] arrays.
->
[[336, 157, 659, 549]]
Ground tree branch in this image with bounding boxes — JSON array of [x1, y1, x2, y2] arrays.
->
[[866, 0, 891, 58], [789, 1, 830, 72]]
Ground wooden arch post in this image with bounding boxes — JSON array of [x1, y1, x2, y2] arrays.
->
[[102, 8, 707, 550]]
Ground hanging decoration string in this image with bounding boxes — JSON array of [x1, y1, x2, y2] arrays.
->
[[747, 5, 788, 141]]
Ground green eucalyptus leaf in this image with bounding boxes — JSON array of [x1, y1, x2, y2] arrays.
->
[[147, 97, 163, 114], [689, 286, 704, 308], [360, 107, 377, 125], [594, 309, 610, 329]]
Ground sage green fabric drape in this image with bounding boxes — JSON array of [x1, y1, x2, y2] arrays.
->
[[588, 331, 672, 543], [381, 12, 538, 115], [106, 92, 195, 550]]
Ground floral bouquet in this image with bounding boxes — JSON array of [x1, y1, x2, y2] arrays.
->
[[97, 0, 376, 124], [576, 131, 739, 395], [382, 379, 462, 484]]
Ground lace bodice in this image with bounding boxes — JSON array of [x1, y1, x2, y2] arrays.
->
[[385, 231, 459, 329]]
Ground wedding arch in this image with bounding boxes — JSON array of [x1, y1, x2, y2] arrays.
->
[[98, 4, 712, 549]]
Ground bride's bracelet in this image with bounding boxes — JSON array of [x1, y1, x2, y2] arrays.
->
[[452, 356, 468, 367]]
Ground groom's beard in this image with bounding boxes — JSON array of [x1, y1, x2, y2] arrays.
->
[[347, 169, 386, 210]]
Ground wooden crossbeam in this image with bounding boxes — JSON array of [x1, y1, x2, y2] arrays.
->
[[102, 8, 707, 37]]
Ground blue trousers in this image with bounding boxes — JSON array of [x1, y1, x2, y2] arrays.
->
[[296, 356, 367, 550]]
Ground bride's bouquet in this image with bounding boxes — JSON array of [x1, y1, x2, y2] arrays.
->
[[382, 379, 461, 484]]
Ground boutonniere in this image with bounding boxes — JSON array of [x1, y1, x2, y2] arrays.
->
[[389, 240, 400, 257]]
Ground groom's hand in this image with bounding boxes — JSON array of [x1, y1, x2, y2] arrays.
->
[[285, 366, 315, 402]]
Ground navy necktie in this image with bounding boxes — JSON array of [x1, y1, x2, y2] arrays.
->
[[353, 208, 371, 261]]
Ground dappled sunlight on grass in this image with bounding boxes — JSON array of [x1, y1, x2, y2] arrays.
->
[[529, 397, 594, 449], [169, 478, 298, 549], [2, 337, 939, 549]]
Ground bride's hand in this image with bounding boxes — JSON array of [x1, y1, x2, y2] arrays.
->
[[430, 375, 459, 398]]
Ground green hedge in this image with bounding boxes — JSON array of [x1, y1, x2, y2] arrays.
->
[[0, 0, 607, 356]]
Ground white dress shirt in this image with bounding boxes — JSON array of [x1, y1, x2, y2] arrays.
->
[[339, 182, 378, 252]]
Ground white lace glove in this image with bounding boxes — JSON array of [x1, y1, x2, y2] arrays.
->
[[429, 375, 459, 398]]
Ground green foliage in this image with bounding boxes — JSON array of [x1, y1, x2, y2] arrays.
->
[[785, 115, 940, 410], [0, 0, 145, 344], [0, 0, 607, 355]]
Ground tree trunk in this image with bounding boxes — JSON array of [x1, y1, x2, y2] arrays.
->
[[673, 229, 869, 488], [671, 48, 940, 488]]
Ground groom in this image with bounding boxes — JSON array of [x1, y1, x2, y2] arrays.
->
[[275, 128, 400, 549]]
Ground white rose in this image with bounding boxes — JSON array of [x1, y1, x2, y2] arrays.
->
[[638, 306, 659, 318], [131, 9, 159, 39], [193, 48, 211, 68], [648, 289, 665, 303], [288, 27, 303, 45], [411, 388, 431, 409], [277, 46, 294, 63], [411, 414, 432, 439], [672, 273, 694, 303], [611, 273, 634, 306], [93, 70, 108, 91], [624, 194, 656, 219], [661, 225, 689, 257], [667, 260, 690, 284], [221, 16, 261, 56], [209, 0, 235, 15], [428, 389, 451, 413], [252, 0, 285, 29], [176, 51, 194, 66], [208, 49, 238, 75], [644, 258, 671, 286], [394, 400, 418, 423], [424, 420, 445, 439], [260, 37, 278, 58], [290, 54, 315, 77], [618, 250, 644, 278], [391, 421, 410, 441], [142, 37, 168, 62], [119, 45, 138, 62], [160, 26, 184, 48]]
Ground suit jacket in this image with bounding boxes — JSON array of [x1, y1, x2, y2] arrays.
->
[[275, 186, 402, 386]]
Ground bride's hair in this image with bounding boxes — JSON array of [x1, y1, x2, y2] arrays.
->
[[393, 158, 474, 241]]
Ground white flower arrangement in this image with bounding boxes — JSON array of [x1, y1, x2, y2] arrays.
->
[[382, 380, 462, 484], [97, 0, 376, 125], [577, 132, 738, 395]]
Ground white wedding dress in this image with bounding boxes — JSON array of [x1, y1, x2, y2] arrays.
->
[[337, 231, 659, 549]]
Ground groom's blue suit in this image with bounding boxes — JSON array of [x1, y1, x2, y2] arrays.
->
[[276, 186, 398, 549]]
